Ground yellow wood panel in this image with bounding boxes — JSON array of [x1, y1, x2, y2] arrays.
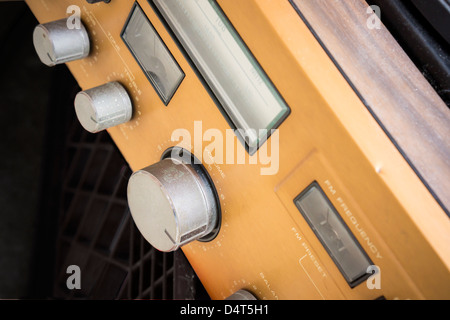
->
[[25, 0, 450, 299]]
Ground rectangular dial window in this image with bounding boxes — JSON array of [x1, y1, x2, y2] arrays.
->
[[122, 3, 184, 105], [151, 0, 290, 153], [294, 183, 373, 287]]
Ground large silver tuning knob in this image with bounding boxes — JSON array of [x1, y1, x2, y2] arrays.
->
[[74, 82, 133, 133], [33, 18, 90, 67], [127, 149, 220, 252]]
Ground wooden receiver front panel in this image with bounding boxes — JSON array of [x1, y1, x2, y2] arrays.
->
[[25, 0, 450, 299]]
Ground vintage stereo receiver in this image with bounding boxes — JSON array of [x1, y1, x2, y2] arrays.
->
[[26, 0, 450, 299]]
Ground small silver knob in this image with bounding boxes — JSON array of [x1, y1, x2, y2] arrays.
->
[[33, 18, 90, 67], [127, 149, 220, 252], [74, 82, 133, 133], [226, 290, 258, 300]]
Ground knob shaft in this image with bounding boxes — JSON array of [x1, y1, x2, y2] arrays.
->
[[127, 150, 219, 252], [33, 18, 90, 67], [74, 82, 132, 133]]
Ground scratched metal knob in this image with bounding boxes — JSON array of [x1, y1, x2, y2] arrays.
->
[[127, 148, 220, 252], [33, 18, 90, 67], [226, 290, 258, 300], [74, 82, 132, 133]]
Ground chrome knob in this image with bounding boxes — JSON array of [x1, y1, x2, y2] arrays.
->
[[127, 149, 220, 252], [226, 290, 258, 300], [74, 82, 132, 133], [33, 18, 90, 67]]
